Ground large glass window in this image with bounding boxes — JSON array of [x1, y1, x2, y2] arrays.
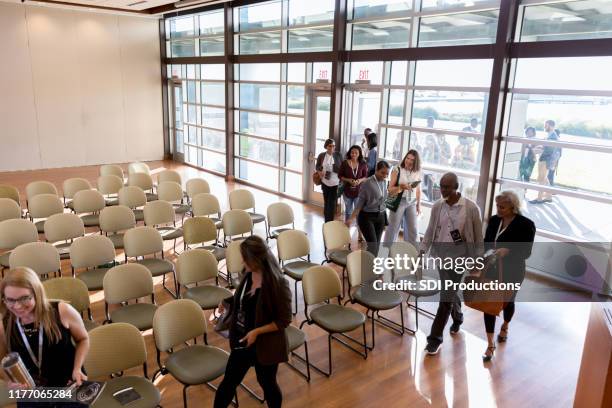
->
[[519, 0, 612, 42], [498, 56, 612, 241], [169, 64, 227, 174], [235, 0, 335, 54], [166, 11, 225, 57]]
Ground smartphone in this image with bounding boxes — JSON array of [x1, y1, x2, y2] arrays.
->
[[410, 180, 421, 188]]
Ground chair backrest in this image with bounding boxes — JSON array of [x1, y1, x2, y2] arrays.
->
[[225, 240, 244, 277], [9, 242, 60, 276], [229, 189, 255, 211], [70, 235, 116, 269], [267, 202, 294, 229], [186, 178, 210, 198], [144, 200, 174, 226], [277, 230, 309, 261], [99, 164, 124, 179], [42, 277, 90, 313], [322, 221, 351, 251], [62, 178, 92, 200], [191, 193, 220, 218], [123, 226, 163, 258], [25, 181, 57, 201], [85, 323, 147, 378], [72, 190, 105, 214], [157, 170, 182, 186], [0, 198, 21, 222], [388, 241, 419, 278], [44, 213, 84, 243], [157, 181, 183, 203], [103, 263, 153, 304], [176, 248, 219, 286], [0, 184, 21, 205], [302, 266, 341, 305], [153, 299, 206, 352], [182, 217, 217, 246], [118, 186, 146, 209], [346, 250, 376, 288], [128, 162, 151, 176], [0, 219, 38, 250], [222, 209, 252, 237], [99, 206, 136, 234], [128, 173, 154, 191], [97, 175, 124, 196], [28, 194, 63, 219]]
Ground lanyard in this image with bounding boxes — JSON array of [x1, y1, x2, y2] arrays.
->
[[495, 218, 511, 243], [374, 178, 384, 198], [351, 163, 358, 179], [16, 320, 43, 372]]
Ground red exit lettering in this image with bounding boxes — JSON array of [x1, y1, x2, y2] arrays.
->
[[318, 69, 328, 79], [358, 69, 369, 80]]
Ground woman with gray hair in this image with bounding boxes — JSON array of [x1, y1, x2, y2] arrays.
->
[[481, 190, 535, 361]]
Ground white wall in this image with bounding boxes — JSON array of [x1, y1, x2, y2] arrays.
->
[[0, 3, 164, 171]]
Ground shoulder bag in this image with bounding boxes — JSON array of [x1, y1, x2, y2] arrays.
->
[[384, 167, 404, 212]]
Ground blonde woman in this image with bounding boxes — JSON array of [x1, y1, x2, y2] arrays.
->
[[0, 268, 89, 388]]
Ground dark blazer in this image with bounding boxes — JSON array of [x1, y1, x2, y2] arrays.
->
[[227, 272, 293, 365], [484, 214, 536, 283], [316, 151, 343, 173]]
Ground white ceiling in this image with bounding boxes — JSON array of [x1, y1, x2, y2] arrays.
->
[[0, 0, 226, 13]]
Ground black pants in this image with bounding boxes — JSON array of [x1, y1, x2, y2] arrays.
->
[[321, 183, 338, 223], [214, 347, 281, 408], [427, 268, 464, 346], [357, 211, 385, 256], [483, 302, 516, 333]]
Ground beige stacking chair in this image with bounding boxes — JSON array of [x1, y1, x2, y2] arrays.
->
[[176, 249, 232, 312], [229, 189, 266, 231], [128, 173, 157, 202], [128, 162, 151, 175], [118, 186, 146, 222], [322, 220, 352, 297], [221, 209, 252, 246], [277, 230, 318, 315], [99, 205, 136, 250], [43, 277, 97, 331], [0, 198, 21, 222], [100, 164, 124, 180], [346, 250, 406, 349], [43, 213, 85, 260], [143, 200, 183, 253], [0, 184, 21, 206], [185, 178, 210, 203], [72, 190, 105, 228], [62, 178, 91, 209], [0, 219, 38, 273], [97, 175, 124, 206], [182, 216, 224, 261], [70, 234, 116, 291], [157, 181, 190, 220], [85, 323, 161, 407], [103, 263, 157, 331], [27, 193, 63, 233], [9, 242, 61, 279], [124, 226, 177, 298], [25, 181, 58, 208], [266, 202, 295, 241], [152, 299, 229, 407], [299, 265, 367, 376]]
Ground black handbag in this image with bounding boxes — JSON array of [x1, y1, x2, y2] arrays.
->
[[385, 168, 404, 212], [214, 297, 234, 338]]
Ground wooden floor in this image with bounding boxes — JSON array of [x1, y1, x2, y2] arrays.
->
[[0, 161, 590, 408]]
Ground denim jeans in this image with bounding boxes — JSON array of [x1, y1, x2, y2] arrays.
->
[[343, 195, 359, 221], [383, 198, 418, 248]]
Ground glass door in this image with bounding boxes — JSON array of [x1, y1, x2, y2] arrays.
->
[[170, 78, 185, 162], [306, 90, 331, 205], [344, 89, 382, 149]]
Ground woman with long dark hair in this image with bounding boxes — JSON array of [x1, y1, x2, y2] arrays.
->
[[214, 236, 292, 408], [0, 267, 89, 389], [339, 145, 368, 222], [366, 133, 378, 177]]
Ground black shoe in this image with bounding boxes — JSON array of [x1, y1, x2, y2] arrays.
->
[[425, 342, 441, 355], [542, 198, 553, 203], [449, 322, 462, 335], [482, 346, 496, 362], [528, 199, 542, 204]]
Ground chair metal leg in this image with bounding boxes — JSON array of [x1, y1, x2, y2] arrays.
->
[[239, 383, 264, 404], [162, 272, 179, 299], [182, 385, 189, 408], [286, 341, 311, 382]]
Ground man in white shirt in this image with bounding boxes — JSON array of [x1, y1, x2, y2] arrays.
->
[[420, 173, 484, 355]]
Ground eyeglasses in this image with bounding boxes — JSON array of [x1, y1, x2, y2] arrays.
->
[[3, 295, 34, 307]]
